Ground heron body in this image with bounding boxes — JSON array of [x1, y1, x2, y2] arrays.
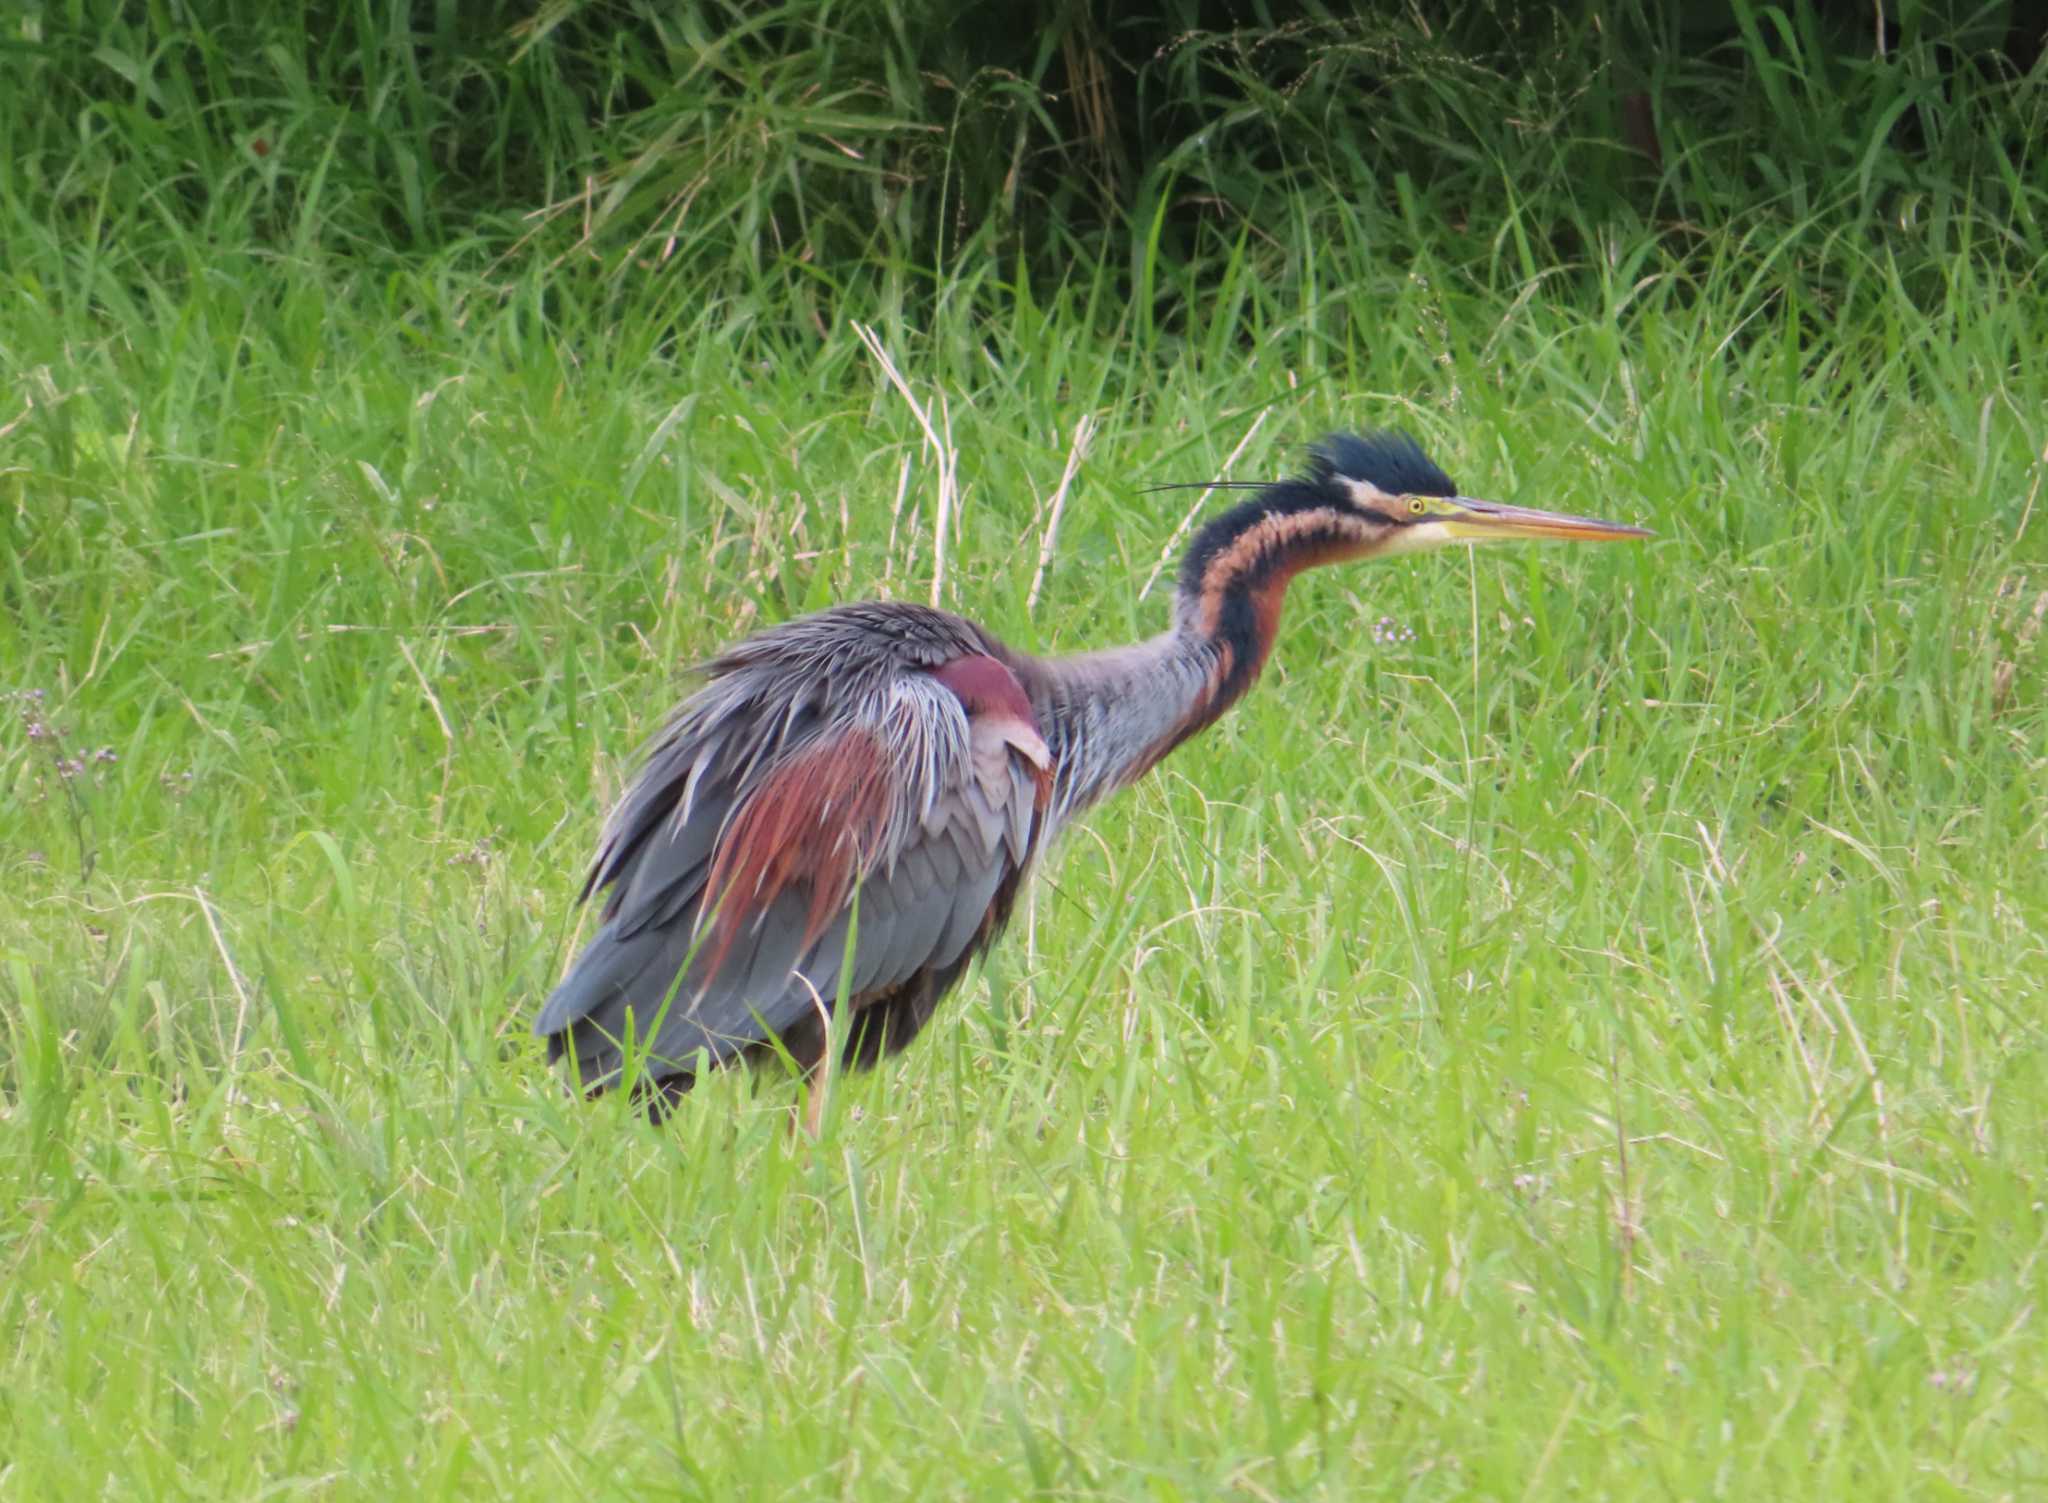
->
[[535, 432, 1648, 1108]]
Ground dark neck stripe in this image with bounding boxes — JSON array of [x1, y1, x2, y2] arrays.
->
[[1160, 489, 1386, 755]]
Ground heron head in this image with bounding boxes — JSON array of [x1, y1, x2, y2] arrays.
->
[[1311, 430, 1653, 555]]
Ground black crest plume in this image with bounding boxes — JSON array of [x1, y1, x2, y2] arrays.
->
[[1142, 429, 1459, 500], [1309, 431, 1458, 498]]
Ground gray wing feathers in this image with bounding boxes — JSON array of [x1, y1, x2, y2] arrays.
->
[[536, 606, 1049, 1091]]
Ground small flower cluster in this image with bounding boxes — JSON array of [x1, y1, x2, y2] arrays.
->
[[11, 689, 118, 781], [1927, 1363, 1977, 1396], [447, 833, 497, 870], [57, 747, 120, 780], [1371, 615, 1417, 647], [10, 688, 115, 883]]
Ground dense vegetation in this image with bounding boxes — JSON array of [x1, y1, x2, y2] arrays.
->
[[4, 3, 2044, 1495]]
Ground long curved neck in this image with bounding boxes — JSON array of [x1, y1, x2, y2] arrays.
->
[[1025, 484, 1387, 826]]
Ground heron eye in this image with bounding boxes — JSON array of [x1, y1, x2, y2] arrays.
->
[[1407, 497, 1427, 516]]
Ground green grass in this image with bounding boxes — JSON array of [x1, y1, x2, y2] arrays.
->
[[6, 5, 2048, 1498]]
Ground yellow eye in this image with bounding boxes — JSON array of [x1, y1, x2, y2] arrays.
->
[[1407, 497, 1427, 516]]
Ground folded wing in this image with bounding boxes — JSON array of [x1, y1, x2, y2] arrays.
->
[[535, 649, 1051, 1095]]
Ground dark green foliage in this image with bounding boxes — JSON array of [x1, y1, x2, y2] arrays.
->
[[7, 0, 2043, 340]]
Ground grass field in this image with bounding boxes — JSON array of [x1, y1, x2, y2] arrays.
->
[[5, 6, 2048, 1497]]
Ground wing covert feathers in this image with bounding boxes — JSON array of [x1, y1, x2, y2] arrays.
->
[[535, 607, 1054, 1098]]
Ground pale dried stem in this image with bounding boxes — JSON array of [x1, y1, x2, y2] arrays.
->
[[2015, 430, 2046, 543], [196, 887, 255, 1066], [1991, 583, 2047, 712], [398, 637, 454, 827], [884, 453, 912, 588], [1027, 414, 1097, 613], [851, 321, 958, 607], [791, 970, 832, 1141]]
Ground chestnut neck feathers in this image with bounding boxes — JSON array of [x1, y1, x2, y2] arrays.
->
[[1169, 432, 1457, 702], [1177, 484, 1382, 677], [1026, 434, 1457, 826]]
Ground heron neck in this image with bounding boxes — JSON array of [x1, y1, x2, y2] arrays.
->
[[1026, 490, 1382, 827], [1025, 628, 1229, 828]]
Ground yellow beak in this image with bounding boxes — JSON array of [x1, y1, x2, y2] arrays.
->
[[1439, 497, 1653, 544]]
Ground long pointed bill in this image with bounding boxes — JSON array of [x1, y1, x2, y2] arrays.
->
[[1439, 497, 1653, 544]]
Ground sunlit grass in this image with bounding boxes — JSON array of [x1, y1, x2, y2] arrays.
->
[[5, 5, 2048, 1498]]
